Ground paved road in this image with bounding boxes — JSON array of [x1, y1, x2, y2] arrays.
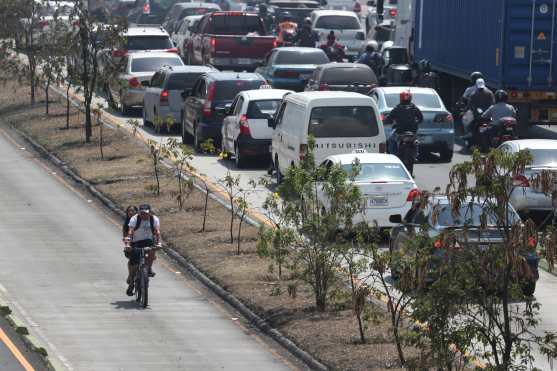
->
[[0, 315, 46, 371], [0, 125, 301, 371]]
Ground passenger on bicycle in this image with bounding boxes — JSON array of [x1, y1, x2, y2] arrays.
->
[[124, 204, 161, 296], [123, 205, 138, 290]]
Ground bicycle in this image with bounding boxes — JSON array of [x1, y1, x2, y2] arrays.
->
[[132, 244, 161, 308]]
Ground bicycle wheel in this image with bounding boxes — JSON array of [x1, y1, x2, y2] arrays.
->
[[141, 267, 149, 308], [135, 270, 143, 304]]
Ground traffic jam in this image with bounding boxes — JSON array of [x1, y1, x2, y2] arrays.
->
[[74, 0, 557, 297]]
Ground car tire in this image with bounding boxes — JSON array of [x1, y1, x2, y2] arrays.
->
[[275, 157, 283, 184], [522, 281, 536, 296], [142, 106, 151, 127], [120, 93, 131, 116], [439, 148, 453, 163], [235, 143, 246, 168]]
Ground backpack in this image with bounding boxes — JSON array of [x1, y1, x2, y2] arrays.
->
[[134, 214, 156, 237]]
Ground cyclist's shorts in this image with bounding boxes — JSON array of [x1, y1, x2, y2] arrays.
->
[[129, 239, 154, 265]]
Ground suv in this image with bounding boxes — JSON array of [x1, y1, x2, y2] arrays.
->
[[182, 72, 267, 150], [311, 10, 366, 61], [142, 65, 217, 132], [110, 26, 177, 65], [305, 63, 377, 94], [162, 2, 221, 35]]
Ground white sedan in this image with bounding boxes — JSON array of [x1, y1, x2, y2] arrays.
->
[[499, 139, 557, 215], [319, 152, 420, 228], [221, 88, 292, 168]]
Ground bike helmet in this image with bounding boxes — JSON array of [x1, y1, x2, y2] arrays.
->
[[495, 89, 508, 103], [470, 71, 484, 84], [365, 40, 377, 53], [419, 59, 431, 73], [400, 90, 412, 104]]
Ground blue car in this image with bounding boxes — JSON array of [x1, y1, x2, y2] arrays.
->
[[255, 47, 329, 92], [370, 87, 455, 162]]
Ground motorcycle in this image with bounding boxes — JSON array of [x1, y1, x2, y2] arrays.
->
[[397, 131, 418, 176], [462, 107, 485, 149], [489, 116, 517, 147]]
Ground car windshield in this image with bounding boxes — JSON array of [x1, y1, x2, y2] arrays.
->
[[209, 15, 265, 35], [270, 1, 320, 8], [247, 99, 282, 118], [309, 106, 379, 138], [180, 7, 216, 18], [130, 57, 183, 72], [125, 36, 173, 50], [315, 15, 360, 30], [528, 149, 557, 167], [342, 163, 409, 182], [321, 67, 376, 85], [384, 92, 442, 109], [275, 50, 329, 65], [435, 204, 519, 227], [214, 80, 265, 100], [166, 72, 206, 90]]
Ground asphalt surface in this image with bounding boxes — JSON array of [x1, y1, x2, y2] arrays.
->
[[0, 125, 301, 370], [0, 315, 46, 371]]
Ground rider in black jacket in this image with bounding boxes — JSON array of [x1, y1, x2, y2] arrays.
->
[[384, 91, 423, 155]]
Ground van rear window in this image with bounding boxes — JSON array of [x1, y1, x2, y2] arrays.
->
[[308, 106, 378, 138]]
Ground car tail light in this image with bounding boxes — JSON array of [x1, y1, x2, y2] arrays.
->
[[299, 143, 307, 160], [128, 77, 141, 88], [210, 37, 216, 53], [318, 83, 329, 91], [389, 8, 397, 17], [274, 70, 299, 78], [513, 175, 530, 187], [273, 39, 278, 48], [38, 20, 49, 28], [166, 47, 178, 53], [143, 2, 150, 13], [510, 90, 518, 99], [435, 113, 454, 123], [202, 83, 215, 117], [112, 49, 128, 58], [239, 115, 251, 136], [72, 20, 80, 27], [406, 188, 421, 201], [160, 90, 169, 105], [380, 113, 385, 121]]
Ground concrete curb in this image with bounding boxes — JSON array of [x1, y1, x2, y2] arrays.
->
[[0, 299, 62, 371], [10, 125, 329, 371]]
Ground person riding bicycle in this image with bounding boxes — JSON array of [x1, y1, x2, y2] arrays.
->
[[319, 31, 346, 62], [295, 17, 319, 47], [124, 204, 161, 296], [383, 90, 423, 155], [356, 40, 383, 77]]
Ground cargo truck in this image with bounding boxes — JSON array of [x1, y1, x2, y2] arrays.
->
[[413, 0, 557, 127]]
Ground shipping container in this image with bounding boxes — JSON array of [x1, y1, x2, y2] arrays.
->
[[413, 0, 557, 125]]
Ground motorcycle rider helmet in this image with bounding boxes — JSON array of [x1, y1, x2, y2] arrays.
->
[[365, 40, 377, 53], [327, 30, 336, 42], [470, 71, 484, 84], [475, 78, 486, 90], [495, 89, 508, 103], [259, 3, 267, 14], [303, 17, 312, 27], [400, 90, 412, 104], [281, 11, 293, 22], [419, 59, 431, 73]]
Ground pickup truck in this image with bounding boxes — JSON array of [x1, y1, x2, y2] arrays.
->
[[190, 11, 277, 71]]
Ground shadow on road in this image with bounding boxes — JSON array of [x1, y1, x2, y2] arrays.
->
[[110, 300, 148, 310]]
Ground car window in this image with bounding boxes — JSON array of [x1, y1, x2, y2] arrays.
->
[[165, 72, 207, 90], [233, 97, 244, 115], [434, 204, 519, 227], [125, 36, 173, 50], [275, 102, 287, 126], [130, 57, 183, 72], [321, 67, 377, 85], [208, 14, 265, 35], [275, 50, 329, 65], [213, 79, 265, 100], [308, 106, 379, 138], [315, 15, 360, 30], [528, 149, 557, 166], [247, 99, 281, 119], [384, 92, 442, 109], [119, 57, 128, 73], [150, 72, 164, 88], [341, 163, 409, 182]]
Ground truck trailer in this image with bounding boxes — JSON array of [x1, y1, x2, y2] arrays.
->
[[413, 0, 557, 127]]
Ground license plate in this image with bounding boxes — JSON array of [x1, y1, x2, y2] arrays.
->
[[367, 196, 388, 207], [421, 136, 433, 144], [238, 58, 251, 65]]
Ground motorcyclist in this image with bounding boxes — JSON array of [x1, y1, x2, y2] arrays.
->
[[259, 4, 275, 34], [384, 90, 423, 157], [413, 59, 439, 91], [482, 89, 517, 140], [356, 40, 383, 77], [462, 71, 484, 104], [319, 31, 346, 62], [469, 78, 495, 113], [276, 12, 298, 46], [295, 17, 319, 47]]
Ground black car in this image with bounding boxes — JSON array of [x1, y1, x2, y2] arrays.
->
[[181, 72, 267, 150], [389, 196, 539, 295], [305, 63, 378, 94]]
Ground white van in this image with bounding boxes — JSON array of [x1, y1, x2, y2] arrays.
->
[[270, 91, 386, 180]]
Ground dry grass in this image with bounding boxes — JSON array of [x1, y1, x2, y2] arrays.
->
[[0, 80, 420, 370]]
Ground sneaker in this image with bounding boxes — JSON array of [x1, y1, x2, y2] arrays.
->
[[126, 285, 134, 296]]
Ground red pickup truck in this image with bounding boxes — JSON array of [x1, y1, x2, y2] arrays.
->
[[190, 11, 277, 71]]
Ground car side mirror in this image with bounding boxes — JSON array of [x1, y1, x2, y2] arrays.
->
[[267, 117, 276, 128], [215, 106, 227, 115], [389, 214, 402, 224]]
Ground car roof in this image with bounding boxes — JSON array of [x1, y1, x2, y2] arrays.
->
[[312, 10, 359, 17], [183, 14, 205, 21], [162, 65, 217, 74], [327, 153, 403, 165], [276, 47, 325, 53], [124, 26, 169, 37], [503, 139, 557, 151], [241, 89, 293, 100], [129, 51, 182, 59], [175, 2, 220, 8], [269, 0, 319, 4], [319, 62, 370, 70], [204, 72, 265, 81], [285, 91, 373, 105], [376, 86, 438, 95]]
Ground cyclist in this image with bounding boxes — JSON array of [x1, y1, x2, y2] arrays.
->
[[124, 204, 161, 296], [122, 205, 138, 290]]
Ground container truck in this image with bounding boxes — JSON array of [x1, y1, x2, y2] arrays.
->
[[413, 0, 557, 127]]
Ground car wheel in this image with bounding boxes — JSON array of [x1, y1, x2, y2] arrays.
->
[[439, 147, 453, 163], [522, 281, 536, 296], [120, 93, 130, 116], [142, 106, 151, 127], [234, 143, 246, 168], [275, 158, 283, 184]]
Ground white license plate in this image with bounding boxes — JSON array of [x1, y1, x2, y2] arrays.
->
[[368, 196, 388, 207], [238, 58, 251, 65], [421, 136, 433, 144]]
